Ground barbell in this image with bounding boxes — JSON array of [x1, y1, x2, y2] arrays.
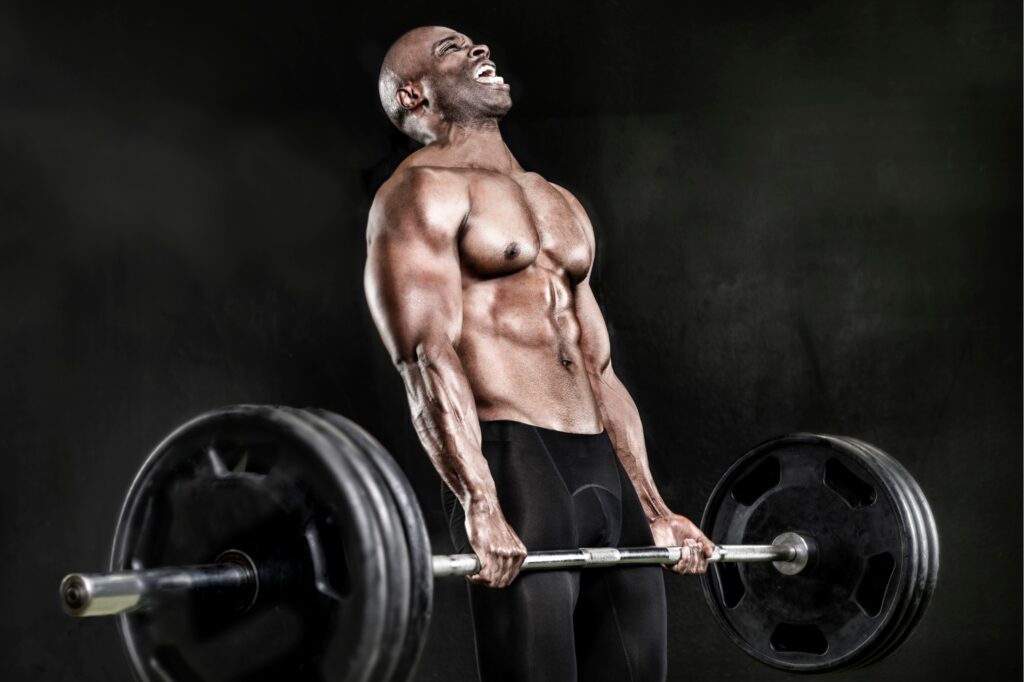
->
[[58, 405, 939, 680]]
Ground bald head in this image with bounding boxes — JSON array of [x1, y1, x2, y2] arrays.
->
[[378, 26, 512, 144], [377, 27, 436, 136]]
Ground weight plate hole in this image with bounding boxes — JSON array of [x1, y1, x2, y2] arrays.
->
[[823, 458, 876, 508], [714, 562, 745, 608], [854, 552, 896, 617], [730, 457, 780, 506], [204, 442, 271, 479], [769, 623, 828, 655], [305, 517, 351, 600]]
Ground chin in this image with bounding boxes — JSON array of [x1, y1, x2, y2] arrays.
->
[[469, 95, 511, 120], [490, 91, 513, 114]]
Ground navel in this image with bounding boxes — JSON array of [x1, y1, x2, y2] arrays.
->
[[557, 340, 575, 370]]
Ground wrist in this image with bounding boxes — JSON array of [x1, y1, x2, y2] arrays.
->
[[458, 468, 499, 511], [464, 490, 500, 516]]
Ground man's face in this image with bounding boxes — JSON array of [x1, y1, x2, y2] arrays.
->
[[407, 27, 512, 124]]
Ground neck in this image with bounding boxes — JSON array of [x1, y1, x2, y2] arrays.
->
[[425, 118, 520, 173]]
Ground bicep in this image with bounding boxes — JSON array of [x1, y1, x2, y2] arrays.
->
[[365, 233, 462, 365]]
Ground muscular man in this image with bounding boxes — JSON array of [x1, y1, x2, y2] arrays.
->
[[365, 25, 715, 681]]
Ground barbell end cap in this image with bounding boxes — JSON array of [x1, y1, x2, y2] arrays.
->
[[60, 573, 142, 617], [771, 532, 813, 576]]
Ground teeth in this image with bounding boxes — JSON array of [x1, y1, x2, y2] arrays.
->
[[475, 64, 497, 79], [477, 76, 504, 85]]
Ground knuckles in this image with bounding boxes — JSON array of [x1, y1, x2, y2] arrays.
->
[[472, 546, 525, 588]]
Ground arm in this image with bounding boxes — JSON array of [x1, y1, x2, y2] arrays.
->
[[364, 169, 526, 587], [555, 184, 715, 574]]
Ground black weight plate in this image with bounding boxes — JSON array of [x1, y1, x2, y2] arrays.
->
[[296, 408, 410, 682], [699, 433, 918, 673], [824, 436, 926, 671], [839, 437, 939, 669], [310, 409, 434, 682], [111, 405, 389, 682], [806, 435, 925, 672], [820, 437, 922, 671], [859, 442, 938, 667]]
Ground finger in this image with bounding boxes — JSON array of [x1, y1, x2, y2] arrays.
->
[[673, 546, 695, 575], [502, 552, 521, 587], [683, 542, 702, 574], [470, 563, 495, 585], [472, 561, 501, 588], [673, 543, 693, 574], [497, 558, 513, 588], [508, 547, 526, 583], [686, 541, 707, 572]]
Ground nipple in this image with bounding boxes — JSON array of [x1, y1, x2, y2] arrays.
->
[[504, 242, 520, 260]]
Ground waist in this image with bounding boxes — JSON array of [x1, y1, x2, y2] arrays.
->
[[477, 419, 621, 500], [479, 418, 608, 443], [459, 339, 604, 432]]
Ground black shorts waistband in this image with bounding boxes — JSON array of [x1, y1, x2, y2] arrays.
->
[[478, 419, 609, 445]]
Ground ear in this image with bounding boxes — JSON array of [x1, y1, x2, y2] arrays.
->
[[397, 83, 427, 113]]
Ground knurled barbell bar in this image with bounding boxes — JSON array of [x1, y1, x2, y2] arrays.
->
[[57, 405, 939, 680]]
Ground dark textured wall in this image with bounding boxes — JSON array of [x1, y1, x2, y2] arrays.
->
[[1, 1, 1019, 679]]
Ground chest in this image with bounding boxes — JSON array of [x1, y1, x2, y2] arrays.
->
[[458, 172, 591, 282]]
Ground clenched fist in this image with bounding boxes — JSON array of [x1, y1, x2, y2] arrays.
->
[[464, 499, 528, 588], [650, 513, 715, 575]]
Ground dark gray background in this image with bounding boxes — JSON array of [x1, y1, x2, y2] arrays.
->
[[1, 0, 1020, 679]]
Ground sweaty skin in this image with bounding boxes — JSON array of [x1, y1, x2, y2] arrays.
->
[[366, 26, 714, 588]]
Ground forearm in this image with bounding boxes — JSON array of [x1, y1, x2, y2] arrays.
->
[[396, 338, 499, 510], [588, 368, 673, 521]]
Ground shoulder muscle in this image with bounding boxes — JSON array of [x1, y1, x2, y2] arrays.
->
[[368, 167, 469, 248]]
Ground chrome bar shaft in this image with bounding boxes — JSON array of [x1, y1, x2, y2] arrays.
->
[[431, 538, 803, 578]]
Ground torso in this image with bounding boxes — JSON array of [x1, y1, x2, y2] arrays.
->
[[391, 151, 604, 434]]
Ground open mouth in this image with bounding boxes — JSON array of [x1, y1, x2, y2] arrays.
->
[[474, 62, 506, 86]]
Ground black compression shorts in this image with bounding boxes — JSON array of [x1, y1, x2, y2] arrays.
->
[[442, 419, 668, 682]]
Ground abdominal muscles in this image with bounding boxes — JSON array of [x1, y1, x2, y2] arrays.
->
[[457, 266, 603, 433]]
